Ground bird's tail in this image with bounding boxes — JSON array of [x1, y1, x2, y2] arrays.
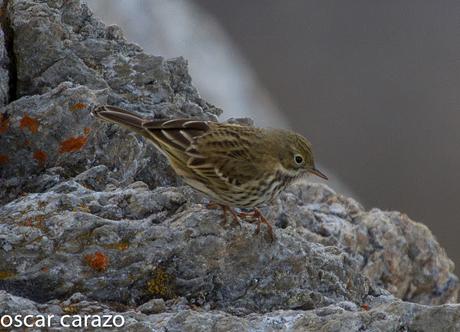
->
[[92, 105, 148, 137]]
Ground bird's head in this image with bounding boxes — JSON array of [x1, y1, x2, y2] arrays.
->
[[278, 131, 328, 180]]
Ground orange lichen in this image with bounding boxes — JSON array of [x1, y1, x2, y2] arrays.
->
[[33, 150, 48, 167], [84, 252, 109, 272], [83, 127, 91, 135], [0, 154, 9, 165], [0, 112, 9, 134], [19, 114, 40, 133], [59, 135, 88, 153], [0, 154, 8, 164], [21, 215, 46, 228], [71, 103, 87, 111], [361, 304, 370, 311], [41, 266, 49, 273]]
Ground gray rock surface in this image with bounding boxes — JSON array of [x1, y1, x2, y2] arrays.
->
[[271, 185, 458, 305], [0, 0, 220, 203], [0, 178, 374, 313], [0, 35, 8, 106], [0, 0, 458, 331], [1, 290, 460, 331]]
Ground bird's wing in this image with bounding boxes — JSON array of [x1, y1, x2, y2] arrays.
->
[[142, 118, 210, 152], [92, 105, 149, 138], [186, 125, 266, 187]]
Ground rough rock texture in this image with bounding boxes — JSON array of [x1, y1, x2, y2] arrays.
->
[[0, 0, 11, 106], [1, 291, 460, 331], [0, 0, 220, 203], [0, 0, 459, 331], [271, 185, 458, 305], [0, 178, 374, 313], [0, 32, 8, 106]]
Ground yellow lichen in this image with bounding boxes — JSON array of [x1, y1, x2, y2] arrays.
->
[[147, 267, 176, 299], [103, 241, 129, 251], [62, 305, 79, 314], [75, 204, 91, 213], [0, 271, 15, 279]]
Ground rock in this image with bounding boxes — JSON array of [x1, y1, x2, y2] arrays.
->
[[0, 0, 459, 331], [1, 0, 220, 204], [137, 298, 166, 314], [0, 25, 9, 106], [0, 178, 371, 313], [272, 184, 458, 305], [1, 290, 460, 331]]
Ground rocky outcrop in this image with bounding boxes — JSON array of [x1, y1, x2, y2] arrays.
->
[[0, 0, 458, 331], [0, 0, 220, 203], [2, 290, 460, 331]]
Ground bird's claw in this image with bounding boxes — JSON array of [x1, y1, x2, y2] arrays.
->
[[207, 203, 241, 227], [206, 204, 274, 241]]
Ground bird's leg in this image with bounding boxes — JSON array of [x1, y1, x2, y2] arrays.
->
[[236, 210, 253, 218], [237, 208, 274, 242], [224, 206, 241, 227], [206, 203, 240, 227]]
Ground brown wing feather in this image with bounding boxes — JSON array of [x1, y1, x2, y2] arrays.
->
[[186, 124, 267, 188], [92, 105, 210, 152], [142, 119, 210, 151], [92, 105, 149, 138]]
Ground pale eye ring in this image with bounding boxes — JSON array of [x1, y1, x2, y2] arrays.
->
[[294, 154, 304, 165]]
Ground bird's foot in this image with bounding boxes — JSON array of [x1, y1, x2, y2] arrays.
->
[[237, 208, 275, 242], [206, 203, 241, 227]]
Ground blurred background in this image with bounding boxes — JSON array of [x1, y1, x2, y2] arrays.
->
[[86, 1, 460, 270]]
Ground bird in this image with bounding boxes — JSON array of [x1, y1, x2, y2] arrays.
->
[[92, 105, 327, 241]]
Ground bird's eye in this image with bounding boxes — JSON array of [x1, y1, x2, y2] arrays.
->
[[294, 154, 303, 165]]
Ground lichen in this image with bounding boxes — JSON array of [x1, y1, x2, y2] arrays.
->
[[19, 114, 39, 133], [70, 102, 87, 111], [0, 154, 9, 164], [59, 135, 88, 153], [20, 215, 47, 229], [33, 150, 47, 167], [146, 267, 176, 299], [62, 305, 79, 314], [0, 271, 15, 279], [103, 241, 129, 251], [0, 112, 9, 133], [73, 203, 90, 213], [84, 251, 109, 272]]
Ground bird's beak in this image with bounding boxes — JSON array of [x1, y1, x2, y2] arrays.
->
[[310, 168, 328, 180]]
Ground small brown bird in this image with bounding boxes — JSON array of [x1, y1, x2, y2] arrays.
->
[[92, 105, 327, 240]]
